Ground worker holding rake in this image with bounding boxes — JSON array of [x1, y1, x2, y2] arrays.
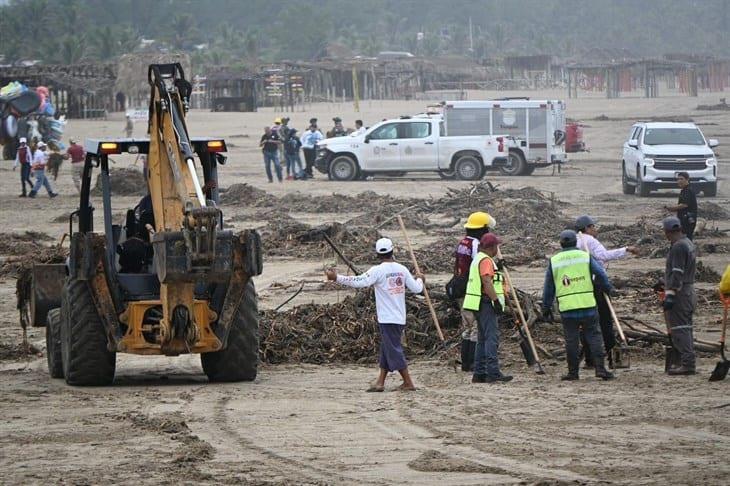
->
[[326, 238, 424, 392]]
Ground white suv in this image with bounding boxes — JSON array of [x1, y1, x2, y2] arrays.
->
[[622, 122, 718, 197]]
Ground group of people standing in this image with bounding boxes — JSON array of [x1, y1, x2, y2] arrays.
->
[[325, 204, 701, 391], [13, 137, 86, 198], [259, 116, 364, 183]]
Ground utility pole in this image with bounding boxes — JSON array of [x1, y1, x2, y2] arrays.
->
[[468, 17, 474, 56]]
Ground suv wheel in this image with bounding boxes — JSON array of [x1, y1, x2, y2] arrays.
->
[[636, 166, 651, 197], [622, 163, 635, 195], [328, 155, 358, 181], [704, 182, 717, 197]]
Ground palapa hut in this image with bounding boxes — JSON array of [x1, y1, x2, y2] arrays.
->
[[114, 52, 191, 109]]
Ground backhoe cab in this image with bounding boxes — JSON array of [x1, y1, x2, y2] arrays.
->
[[28, 64, 263, 385]]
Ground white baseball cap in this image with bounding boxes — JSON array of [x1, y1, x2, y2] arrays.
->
[[375, 237, 393, 254], [19, 137, 27, 143]]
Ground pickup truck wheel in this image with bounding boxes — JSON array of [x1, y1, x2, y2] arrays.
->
[[438, 170, 456, 180], [622, 163, 635, 194], [521, 165, 536, 176], [704, 182, 717, 197], [499, 151, 526, 176], [328, 155, 358, 181], [454, 155, 482, 180], [636, 167, 651, 197]]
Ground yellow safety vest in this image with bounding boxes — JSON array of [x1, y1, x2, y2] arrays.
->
[[462, 252, 505, 311], [550, 249, 596, 312]]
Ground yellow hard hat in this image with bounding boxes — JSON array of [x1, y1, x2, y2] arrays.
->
[[274, 117, 282, 124], [464, 211, 495, 229]]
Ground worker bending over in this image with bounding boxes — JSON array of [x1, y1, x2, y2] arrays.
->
[[542, 230, 614, 381], [463, 233, 512, 383], [326, 238, 423, 392]]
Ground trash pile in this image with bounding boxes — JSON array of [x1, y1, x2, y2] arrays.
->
[[92, 167, 147, 197], [0, 232, 65, 279], [260, 215, 381, 262]]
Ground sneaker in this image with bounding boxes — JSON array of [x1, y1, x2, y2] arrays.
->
[[471, 374, 487, 383], [28, 192, 37, 198], [49, 193, 58, 198], [18, 193, 27, 198], [561, 373, 579, 381], [485, 375, 513, 383], [667, 366, 696, 376]]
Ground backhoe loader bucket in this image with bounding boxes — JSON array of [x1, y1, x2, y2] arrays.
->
[[30, 263, 65, 327]]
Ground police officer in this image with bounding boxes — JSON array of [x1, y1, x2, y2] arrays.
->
[[463, 233, 512, 384], [542, 230, 614, 381], [662, 216, 697, 375]]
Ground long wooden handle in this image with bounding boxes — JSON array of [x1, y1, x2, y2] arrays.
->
[[721, 305, 728, 345], [604, 293, 628, 346], [497, 248, 543, 371], [396, 216, 444, 341]]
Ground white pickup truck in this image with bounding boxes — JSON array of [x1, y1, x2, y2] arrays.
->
[[314, 116, 508, 181]]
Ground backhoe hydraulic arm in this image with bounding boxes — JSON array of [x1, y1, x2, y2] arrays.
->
[[146, 63, 222, 351]]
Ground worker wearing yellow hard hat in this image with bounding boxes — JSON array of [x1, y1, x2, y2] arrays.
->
[[450, 211, 497, 371], [464, 211, 497, 230]]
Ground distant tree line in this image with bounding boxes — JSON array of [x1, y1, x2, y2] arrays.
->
[[1, 0, 728, 70]]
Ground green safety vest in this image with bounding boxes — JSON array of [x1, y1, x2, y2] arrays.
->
[[550, 249, 596, 312], [462, 252, 505, 311]]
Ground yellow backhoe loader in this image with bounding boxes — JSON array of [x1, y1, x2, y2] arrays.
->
[[28, 63, 262, 385]]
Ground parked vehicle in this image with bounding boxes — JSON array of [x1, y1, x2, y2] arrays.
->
[[314, 116, 508, 181], [442, 98, 567, 175], [622, 122, 719, 197]]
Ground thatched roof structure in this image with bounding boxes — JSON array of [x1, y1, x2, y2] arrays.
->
[[114, 52, 191, 105]]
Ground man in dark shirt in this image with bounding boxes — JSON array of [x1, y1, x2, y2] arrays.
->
[[259, 126, 282, 183], [664, 172, 697, 240], [661, 216, 697, 375]]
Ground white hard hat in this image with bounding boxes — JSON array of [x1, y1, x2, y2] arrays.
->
[[38, 141, 47, 148], [19, 137, 27, 143], [375, 237, 394, 254]]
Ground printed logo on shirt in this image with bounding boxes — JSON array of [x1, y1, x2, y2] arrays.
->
[[386, 272, 405, 295]]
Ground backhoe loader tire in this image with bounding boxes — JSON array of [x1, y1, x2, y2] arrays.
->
[[46, 308, 63, 378], [202, 280, 258, 382], [60, 278, 116, 386]]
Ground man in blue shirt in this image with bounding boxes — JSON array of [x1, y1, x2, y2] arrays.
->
[[542, 230, 615, 381]]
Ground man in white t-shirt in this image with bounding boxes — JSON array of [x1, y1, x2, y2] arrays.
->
[[326, 237, 424, 392]]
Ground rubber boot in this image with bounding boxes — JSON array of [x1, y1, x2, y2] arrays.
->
[[595, 363, 615, 381]]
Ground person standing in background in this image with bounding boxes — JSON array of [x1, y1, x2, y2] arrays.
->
[[124, 115, 134, 138], [259, 126, 282, 183], [284, 128, 304, 180], [65, 138, 86, 193], [353, 119, 366, 135], [301, 119, 323, 179], [13, 137, 33, 197], [664, 172, 698, 240]]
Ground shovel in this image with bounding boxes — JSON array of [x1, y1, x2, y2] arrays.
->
[[506, 299, 536, 366], [604, 293, 630, 369], [709, 298, 730, 381], [497, 248, 545, 375]]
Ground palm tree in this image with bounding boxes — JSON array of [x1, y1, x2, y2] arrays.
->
[[59, 35, 86, 64], [91, 26, 118, 60]]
